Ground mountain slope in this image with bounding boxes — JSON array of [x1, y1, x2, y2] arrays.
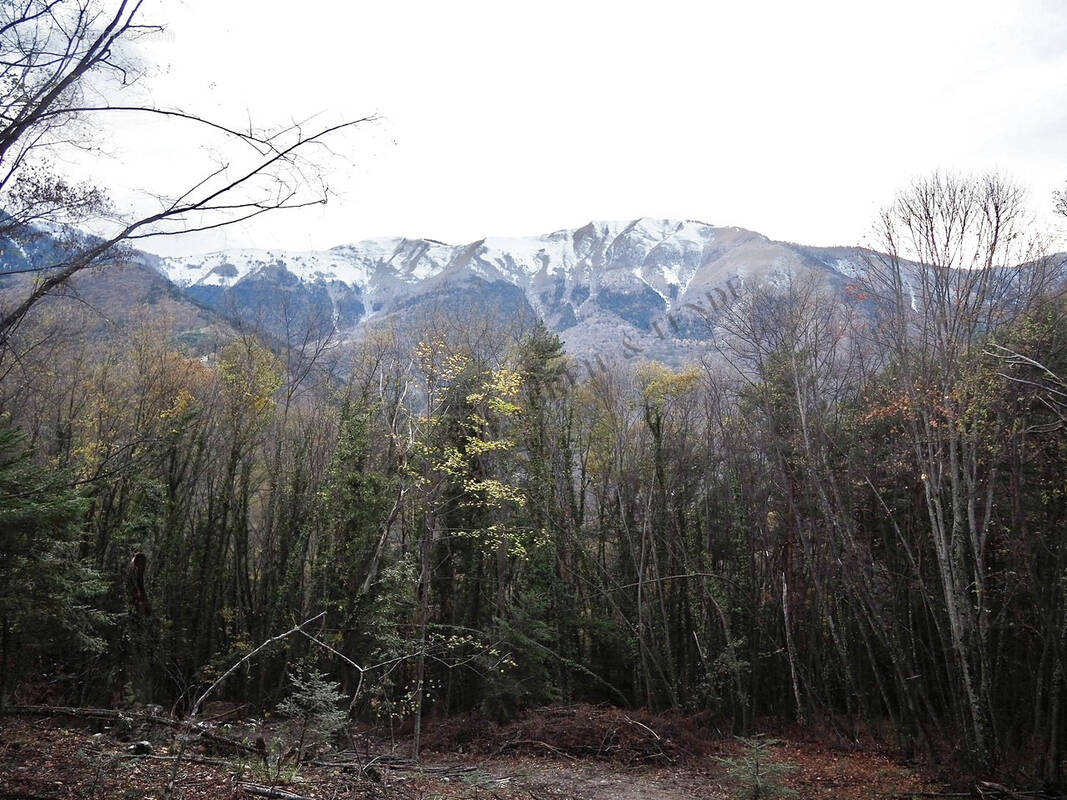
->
[[156, 218, 873, 360]]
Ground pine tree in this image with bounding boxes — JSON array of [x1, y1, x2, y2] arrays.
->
[[0, 420, 106, 700], [277, 667, 347, 761], [716, 737, 796, 800]]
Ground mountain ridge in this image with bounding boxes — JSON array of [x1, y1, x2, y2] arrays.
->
[[0, 216, 908, 363], [153, 217, 876, 360]]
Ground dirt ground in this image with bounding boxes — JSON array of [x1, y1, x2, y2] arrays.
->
[[0, 707, 942, 800]]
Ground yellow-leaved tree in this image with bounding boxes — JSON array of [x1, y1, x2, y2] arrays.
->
[[407, 335, 527, 758]]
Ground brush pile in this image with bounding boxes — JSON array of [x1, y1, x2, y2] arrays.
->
[[421, 704, 714, 765]]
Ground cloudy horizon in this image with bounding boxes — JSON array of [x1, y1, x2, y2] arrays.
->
[[76, 0, 1067, 256]]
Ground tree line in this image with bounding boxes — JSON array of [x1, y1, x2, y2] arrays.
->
[[1, 173, 1065, 782]]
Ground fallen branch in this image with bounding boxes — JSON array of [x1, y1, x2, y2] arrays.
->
[[493, 738, 578, 760], [192, 612, 326, 718], [623, 715, 661, 740], [0, 704, 259, 754], [1, 704, 165, 724], [976, 782, 1058, 800], [120, 753, 236, 767], [239, 783, 314, 800], [165, 611, 328, 796]]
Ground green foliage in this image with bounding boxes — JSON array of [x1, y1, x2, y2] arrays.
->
[[349, 556, 419, 721], [0, 420, 107, 683], [480, 588, 557, 720], [276, 667, 347, 760], [317, 398, 394, 595], [716, 737, 796, 800]]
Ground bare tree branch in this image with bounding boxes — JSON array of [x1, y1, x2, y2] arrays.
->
[[0, 2, 368, 350]]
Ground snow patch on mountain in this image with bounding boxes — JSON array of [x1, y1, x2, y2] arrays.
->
[[161, 248, 374, 288], [151, 217, 880, 361]]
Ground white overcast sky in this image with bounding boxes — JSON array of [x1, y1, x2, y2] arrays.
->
[[92, 0, 1067, 256]]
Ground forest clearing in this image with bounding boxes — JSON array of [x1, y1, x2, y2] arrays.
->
[[0, 706, 943, 800]]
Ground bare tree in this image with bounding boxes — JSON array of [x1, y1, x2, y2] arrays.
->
[[863, 172, 1052, 766], [0, 0, 366, 347]]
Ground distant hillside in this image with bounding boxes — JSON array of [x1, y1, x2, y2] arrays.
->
[[9, 217, 1055, 365], [0, 226, 237, 354], [155, 218, 877, 362]]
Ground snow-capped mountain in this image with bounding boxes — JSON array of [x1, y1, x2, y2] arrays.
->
[[156, 218, 872, 360]]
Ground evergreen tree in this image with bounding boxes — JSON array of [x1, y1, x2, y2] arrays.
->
[[0, 420, 106, 699]]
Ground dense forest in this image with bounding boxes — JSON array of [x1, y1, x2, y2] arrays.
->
[[2, 0, 1067, 793], [2, 171, 1065, 787]]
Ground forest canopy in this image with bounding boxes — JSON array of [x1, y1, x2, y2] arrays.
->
[[0, 173, 1065, 787]]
